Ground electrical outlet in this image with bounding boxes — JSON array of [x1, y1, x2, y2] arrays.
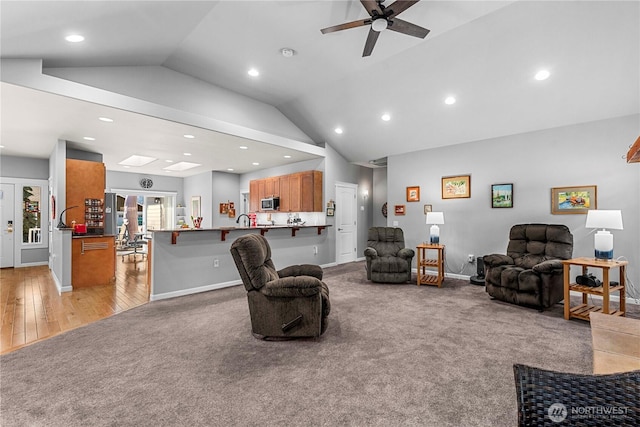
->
[[213, 259, 219, 268], [468, 254, 475, 263]]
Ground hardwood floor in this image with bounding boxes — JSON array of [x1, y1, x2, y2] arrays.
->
[[0, 256, 149, 355]]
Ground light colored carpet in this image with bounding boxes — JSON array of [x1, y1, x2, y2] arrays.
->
[[2, 262, 631, 426]]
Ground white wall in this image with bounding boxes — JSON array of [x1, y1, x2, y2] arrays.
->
[[388, 114, 640, 298], [45, 65, 315, 145]]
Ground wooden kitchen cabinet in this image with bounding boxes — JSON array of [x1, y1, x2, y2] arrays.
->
[[249, 180, 260, 212], [265, 177, 279, 198], [249, 170, 323, 213], [279, 175, 291, 212], [66, 159, 105, 225], [288, 173, 302, 212], [300, 170, 322, 212]]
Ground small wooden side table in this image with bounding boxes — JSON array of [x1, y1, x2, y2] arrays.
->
[[562, 257, 627, 321], [416, 244, 445, 287]]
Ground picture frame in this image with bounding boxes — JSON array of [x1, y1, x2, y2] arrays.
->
[[394, 204, 405, 215], [491, 183, 513, 208], [424, 204, 432, 214], [326, 200, 335, 216], [551, 185, 597, 215], [191, 196, 201, 217], [406, 186, 420, 202], [442, 175, 471, 199]]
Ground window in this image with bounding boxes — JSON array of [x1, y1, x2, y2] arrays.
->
[[23, 185, 42, 243]]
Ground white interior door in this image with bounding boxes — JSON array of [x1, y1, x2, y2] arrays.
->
[[0, 184, 15, 268], [335, 183, 357, 264]]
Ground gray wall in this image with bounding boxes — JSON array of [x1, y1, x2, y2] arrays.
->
[[212, 171, 241, 228], [387, 114, 640, 298], [183, 172, 212, 228], [107, 171, 184, 198], [372, 167, 388, 227], [0, 156, 49, 179]]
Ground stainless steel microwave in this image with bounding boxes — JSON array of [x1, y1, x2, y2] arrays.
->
[[261, 197, 280, 211]]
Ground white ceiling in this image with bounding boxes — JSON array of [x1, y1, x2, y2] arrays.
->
[[1, 1, 638, 176]]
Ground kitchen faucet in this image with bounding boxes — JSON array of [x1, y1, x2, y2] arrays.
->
[[236, 213, 250, 227]]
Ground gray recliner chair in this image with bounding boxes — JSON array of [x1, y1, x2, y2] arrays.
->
[[230, 234, 330, 339], [364, 227, 415, 284], [483, 224, 573, 310]]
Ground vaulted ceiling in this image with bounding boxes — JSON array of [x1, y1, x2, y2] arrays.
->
[[1, 1, 638, 176]]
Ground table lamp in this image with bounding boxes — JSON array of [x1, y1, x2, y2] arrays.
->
[[426, 212, 444, 244], [585, 210, 623, 260]]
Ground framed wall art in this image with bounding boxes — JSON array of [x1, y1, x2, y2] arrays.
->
[[406, 186, 420, 202], [424, 204, 432, 214], [491, 183, 513, 208], [394, 204, 406, 215], [442, 175, 471, 199], [551, 185, 597, 214]]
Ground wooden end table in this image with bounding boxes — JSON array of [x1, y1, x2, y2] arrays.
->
[[416, 244, 445, 287], [562, 257, 627, 321]]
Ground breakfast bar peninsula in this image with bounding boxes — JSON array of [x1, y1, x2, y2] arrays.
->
[[148, 224, 331, 300]]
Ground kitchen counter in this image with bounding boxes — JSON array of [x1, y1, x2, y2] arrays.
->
[[161, 224, 331, 244], [72, 234, 115, 239]]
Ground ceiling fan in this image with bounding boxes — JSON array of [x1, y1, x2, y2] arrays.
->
[[321, 0, 430, 57]]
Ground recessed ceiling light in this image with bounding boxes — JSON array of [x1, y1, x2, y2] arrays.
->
[[0, 145, 5, 148], [183, 152, 192, 156], [227, 168, 234, 171], [165, 160, 174, 163], [163, 162, 201, 172], [239, 146, 248, 150], [252, 162, 260, 166], [535, 69, 550, 81], [123, 166, 130, 169], [444, 96, 456, 105], [83, 136, 95, 141], [98, 117, 113, 122], [183, 134, 195, 139], [118, 155, 157, 167], [381, 113, 391, 121], [284, 155, 292, 159], [65, 34, 84, 43], [248, 68, 259, 77], [334, 127, 343, 134]]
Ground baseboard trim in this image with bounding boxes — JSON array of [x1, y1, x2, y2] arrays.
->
[[570, 290, 639, 306], [412, 268, 471, 282], [151, 280, 242, 301]]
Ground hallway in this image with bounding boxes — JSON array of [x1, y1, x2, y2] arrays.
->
[[1, 257, 148, 354]]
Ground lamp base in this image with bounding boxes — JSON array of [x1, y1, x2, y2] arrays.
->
[[429, 236, 439, 244], [594, 249, 613, 260]]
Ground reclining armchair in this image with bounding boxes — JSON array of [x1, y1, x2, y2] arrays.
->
[[230, 234, 330, 339], [484, 224, 573, 310], [364, 227, 415, 284]]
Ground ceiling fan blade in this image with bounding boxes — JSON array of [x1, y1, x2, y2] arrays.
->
[[362, 27, 381, 57], [360, 0, 383, 17], [321, 18, 370, 34], [385, 0, 420, 18], [388, 18, 430, 39]]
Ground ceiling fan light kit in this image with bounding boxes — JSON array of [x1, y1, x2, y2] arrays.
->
[[320, 0, 430, 57]]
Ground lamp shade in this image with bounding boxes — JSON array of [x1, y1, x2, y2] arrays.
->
[[426, 212, 445, 225], [585, 210, 623, 230]]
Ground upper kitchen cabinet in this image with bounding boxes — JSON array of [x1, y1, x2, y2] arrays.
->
[[249, 170, 323, 213]]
